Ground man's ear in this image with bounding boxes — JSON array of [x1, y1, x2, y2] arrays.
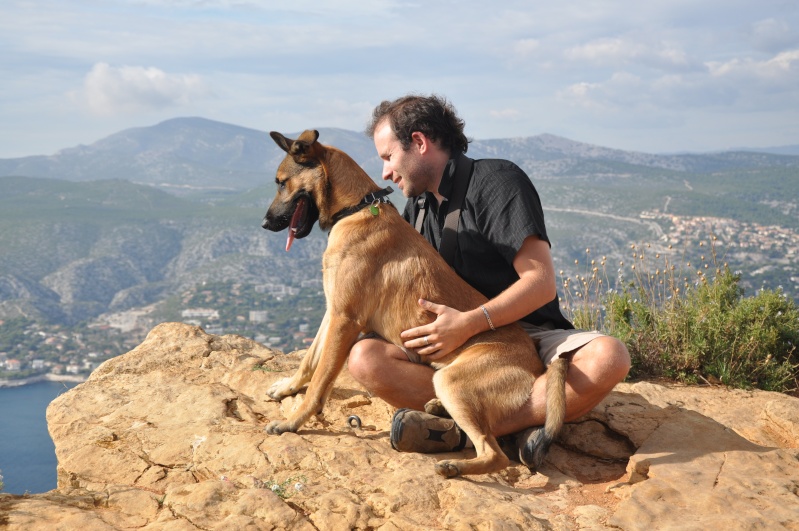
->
[[411, 131, 428, 154]]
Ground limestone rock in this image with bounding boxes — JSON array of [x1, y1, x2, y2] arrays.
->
[[1, 322, 797, 529]]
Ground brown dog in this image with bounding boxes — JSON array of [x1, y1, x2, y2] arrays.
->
[[261, 129, 567, 477]]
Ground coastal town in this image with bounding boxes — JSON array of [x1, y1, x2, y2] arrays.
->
[[643, 211, 799, 294], [0, 279, 326, 387]]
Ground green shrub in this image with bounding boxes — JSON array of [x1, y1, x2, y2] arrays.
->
[[560, 241, 799, 393]]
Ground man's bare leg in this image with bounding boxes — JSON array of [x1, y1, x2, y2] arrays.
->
[[347, 335, 630, 436], [493, 335, 630, 435], [348, 338, 436, 410]]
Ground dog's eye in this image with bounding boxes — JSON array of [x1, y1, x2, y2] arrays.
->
[[277, 179, 287, 190]]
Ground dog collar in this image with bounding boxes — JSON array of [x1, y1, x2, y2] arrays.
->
[[331, 186, 394, 225]]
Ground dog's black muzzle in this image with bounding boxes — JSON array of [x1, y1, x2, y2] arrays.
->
[[262, 192, 319, 238]]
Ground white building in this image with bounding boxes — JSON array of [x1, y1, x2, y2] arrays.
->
[[181, 308, 220, 320], [249, 310, 269, 323]]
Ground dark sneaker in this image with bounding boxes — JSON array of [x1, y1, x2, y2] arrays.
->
[[390, 408, 468, 453]]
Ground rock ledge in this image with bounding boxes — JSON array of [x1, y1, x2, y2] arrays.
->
[[1, 323, 797, 530]]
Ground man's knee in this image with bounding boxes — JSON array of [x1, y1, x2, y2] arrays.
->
[[348, 341, 372, 381], [348, 339, 388, 383], [596, 335, 631, 382], [575, 335, 631, 384]]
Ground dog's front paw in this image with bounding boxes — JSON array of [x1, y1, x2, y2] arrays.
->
[[266, 377, 296, 400], [435, 461, 461, 478], [265, 420, 295, 435]]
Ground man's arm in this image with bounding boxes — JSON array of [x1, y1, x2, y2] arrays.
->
[[401, 234, 556, 358]]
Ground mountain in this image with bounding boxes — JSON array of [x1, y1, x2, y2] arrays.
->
[[0, 118, 279, 194], [737, 145, 799, 157], [0, 118, 383, 196], [0, 119, 797, 326], [470, 134, 799, 175], [1, 117, 797, 195]]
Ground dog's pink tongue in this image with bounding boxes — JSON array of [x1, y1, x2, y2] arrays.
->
[[285, 198, 306, 252], [286, 228, 297, 252]]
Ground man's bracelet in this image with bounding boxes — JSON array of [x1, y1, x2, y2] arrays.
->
[[480, 304, 496, 331]]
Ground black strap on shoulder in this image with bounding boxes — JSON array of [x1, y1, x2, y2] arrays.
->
[[413, 155, 474, 267], [414, 196, 427, 233], [439, 155, 473, 266]]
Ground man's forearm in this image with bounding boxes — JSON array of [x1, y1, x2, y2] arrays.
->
[[472, 271, 555, 331], [472, 235, 557, 331]]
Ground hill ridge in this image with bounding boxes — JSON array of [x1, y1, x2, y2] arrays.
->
[[2, 117, 797, 192]]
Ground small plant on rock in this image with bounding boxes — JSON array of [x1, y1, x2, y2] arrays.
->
[[250, 474, 307, 499]]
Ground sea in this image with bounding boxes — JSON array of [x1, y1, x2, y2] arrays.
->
[[0, 380, 80, 494]]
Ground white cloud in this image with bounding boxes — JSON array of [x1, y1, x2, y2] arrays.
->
[[565, 38, 631, 63], [748, 18, 798, 54], [128, 0, 401, 16], [564, 37, 697, 72], [513, 38, 540, 58], [1, 0, 798, 155], [557, 44, 799, 118], [559, 82, 604, 110], [489, 108, 521, 120], [707, 50, 799, 81], [78, 63, 211, 115]]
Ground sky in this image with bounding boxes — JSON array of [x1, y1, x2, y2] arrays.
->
[[1, 0, 798, 158]]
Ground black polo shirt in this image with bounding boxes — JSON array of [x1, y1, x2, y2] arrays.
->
[[403, 156, 573, 330]]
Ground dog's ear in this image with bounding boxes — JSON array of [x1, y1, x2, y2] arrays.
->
[[271, 130, 321, 164], [286, 130, 322, 165], [270, 131, 292, 153], [298, 129, 320, 145], [289, 130, 319, 157]]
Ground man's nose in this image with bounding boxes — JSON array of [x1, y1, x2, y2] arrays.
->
[[382, 162, 393, 181]]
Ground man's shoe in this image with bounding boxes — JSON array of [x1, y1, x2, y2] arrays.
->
[[390, 408, 468, 453], [497, 426, 548, 468], [517, 426, 547, 469]]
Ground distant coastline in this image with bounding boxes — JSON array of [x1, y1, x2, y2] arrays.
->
[[0, 374, 87, 389]]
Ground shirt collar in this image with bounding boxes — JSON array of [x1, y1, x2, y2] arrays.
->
[[435, 155, 460, 202]]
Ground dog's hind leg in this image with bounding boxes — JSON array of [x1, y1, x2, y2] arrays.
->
[[433, 403, 509, 478], [265, 316, 361, 435], [428, 368, 510, 478], [430, 347, 536, 478], [267, 311, 330, 400]]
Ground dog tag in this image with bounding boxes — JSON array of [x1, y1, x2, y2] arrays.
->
[[370, 200, 380, 216]]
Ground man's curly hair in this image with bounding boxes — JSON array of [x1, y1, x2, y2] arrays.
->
[[366, 94, 470, 155]]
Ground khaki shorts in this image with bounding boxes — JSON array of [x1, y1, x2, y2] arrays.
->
[[519, 322, 604, 365], [363, 323, 604, 366]]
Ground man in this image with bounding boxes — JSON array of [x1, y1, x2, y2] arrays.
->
[[347, 94, 630, 466]]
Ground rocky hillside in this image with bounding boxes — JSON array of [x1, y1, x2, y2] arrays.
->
[[0, 176, 328, 324], [0, 322, 797, 529]]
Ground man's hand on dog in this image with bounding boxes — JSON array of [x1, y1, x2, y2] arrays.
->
[[401, 298, 485, 360]]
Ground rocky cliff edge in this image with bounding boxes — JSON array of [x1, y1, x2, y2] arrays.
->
[[1, 322, 798, 530]]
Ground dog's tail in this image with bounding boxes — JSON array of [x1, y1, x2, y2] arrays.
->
[[524, 356, 568, 470]]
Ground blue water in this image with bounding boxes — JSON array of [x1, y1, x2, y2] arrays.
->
[[0, 380, 79, 494]]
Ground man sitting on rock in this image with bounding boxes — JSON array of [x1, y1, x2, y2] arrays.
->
[[346, 94, 631, 465]]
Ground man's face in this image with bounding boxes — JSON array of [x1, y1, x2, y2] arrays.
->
[[373, 121, 430, 198]]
